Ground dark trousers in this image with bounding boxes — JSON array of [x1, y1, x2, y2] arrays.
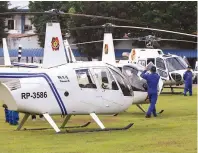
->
[[146, 93, 158, 116], [184, 83, 192, 95]]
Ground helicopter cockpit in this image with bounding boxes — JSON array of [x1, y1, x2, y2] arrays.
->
[[165, 56, 188, 72], [118, 65, 148, 92]]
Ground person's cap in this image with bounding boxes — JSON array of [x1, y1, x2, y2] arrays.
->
[[151, 66, 156, 72], [187, 65, 191, 68]]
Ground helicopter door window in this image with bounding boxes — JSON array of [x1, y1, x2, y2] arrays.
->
[[147, 58, 155, 65], [138, 60, 146, 67], [75, 69, 97, 89], [93, 68, 119, 90], [156, 58, 166, 70], [122, 66, 147, 91], [110, 69, 133, 96]]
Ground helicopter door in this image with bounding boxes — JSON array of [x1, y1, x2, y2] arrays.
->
[[92, 68, 125, 106], [75, 68, 104, 108], [156, 57, 169, 81]]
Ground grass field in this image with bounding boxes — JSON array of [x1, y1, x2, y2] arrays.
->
[[0, 87, 197, 153]]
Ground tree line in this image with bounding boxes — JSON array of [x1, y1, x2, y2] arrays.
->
[[0, 1, 197, 57]]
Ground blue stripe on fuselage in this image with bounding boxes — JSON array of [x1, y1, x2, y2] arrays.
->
[[0, 73, 67, 115]]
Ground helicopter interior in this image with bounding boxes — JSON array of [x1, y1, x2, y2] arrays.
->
[[119, 66, 148, 92], [75, 67, 132, 96]]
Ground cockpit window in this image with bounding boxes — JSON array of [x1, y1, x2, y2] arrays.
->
[[122, 66, 147, 91], [156, 58, 166, 70], [110, 69, 133, 96], [75, 69, 97, 88], [166, 57, 187, 72], [93, 68, 119, 90]]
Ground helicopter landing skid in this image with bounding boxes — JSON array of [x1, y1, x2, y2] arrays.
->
[[161, 91, 183, 95], [60, 123, 134, 133], [158, 110, 164, 114], [136, 104, 164, 115], [23, 122, 91, 131], [161, 86, 183, 95]]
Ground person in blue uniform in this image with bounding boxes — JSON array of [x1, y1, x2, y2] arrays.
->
[[183, 66, 193, 96], [2, 104, 9, 122], [140, 66, 160, 118]]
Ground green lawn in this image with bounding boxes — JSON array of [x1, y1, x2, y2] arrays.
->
[[0, 87, 197, 153]]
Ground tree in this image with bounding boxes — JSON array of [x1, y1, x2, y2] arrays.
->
[[28, 1, 71, 47], [0, 1, 8, 45], [29, 1, 197, 57]]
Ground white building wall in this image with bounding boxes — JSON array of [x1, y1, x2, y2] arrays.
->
[[7, 35, 41, 49]]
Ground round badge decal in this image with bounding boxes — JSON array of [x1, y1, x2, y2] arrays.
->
[[51, 37, 60, 51]]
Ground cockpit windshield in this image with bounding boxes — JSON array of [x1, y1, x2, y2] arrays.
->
[[122, 66, 147, 91], [166, 57, 187, 72]]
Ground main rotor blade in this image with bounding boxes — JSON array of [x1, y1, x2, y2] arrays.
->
[[68, 38, 197, 46], [0, 12, 144, 24], [113, 25, 197, 37], [159, 38, 197, 43], [67, 25, 103, 30]]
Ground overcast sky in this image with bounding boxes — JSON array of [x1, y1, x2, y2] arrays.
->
[[9, 1, 29, 9]]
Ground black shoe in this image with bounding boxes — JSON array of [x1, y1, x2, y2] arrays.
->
[[184, 94, 187, 96], [153, 114, 157, 117], [145, 115, 151, 118]]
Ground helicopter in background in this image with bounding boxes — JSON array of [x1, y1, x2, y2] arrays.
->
[[119, 35, 196, 94]]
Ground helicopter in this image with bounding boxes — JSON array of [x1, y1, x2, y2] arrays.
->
[[119, 35, 197, 94], [0, 10, 136, 133], [2, 31, 161, 115]]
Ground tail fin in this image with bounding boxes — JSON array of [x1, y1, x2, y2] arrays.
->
[[64, 39, 76, 62], [42, 22, 67, 68], [2, 38, 11, 66], [101, 33, 116, 64]]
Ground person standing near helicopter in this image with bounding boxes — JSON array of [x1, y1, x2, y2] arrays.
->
[[183, 66, 193, 96], [140, 66, 160, 118]]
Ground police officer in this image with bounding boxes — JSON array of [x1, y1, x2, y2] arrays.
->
[[183, 66, 193, 96], [140, 66, 160, 118]]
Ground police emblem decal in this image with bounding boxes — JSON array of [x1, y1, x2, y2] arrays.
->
[[51, 37, 60, 51], [104, 44, 108, 54]]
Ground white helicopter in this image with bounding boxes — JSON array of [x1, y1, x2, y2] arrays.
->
[[0, 11, 136, 133], [2, 21, 163, 115], [118, 35, 197, 94]]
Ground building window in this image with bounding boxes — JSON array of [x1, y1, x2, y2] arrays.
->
[[24, 25, 32, 31], [8, 20, 14, 30]]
